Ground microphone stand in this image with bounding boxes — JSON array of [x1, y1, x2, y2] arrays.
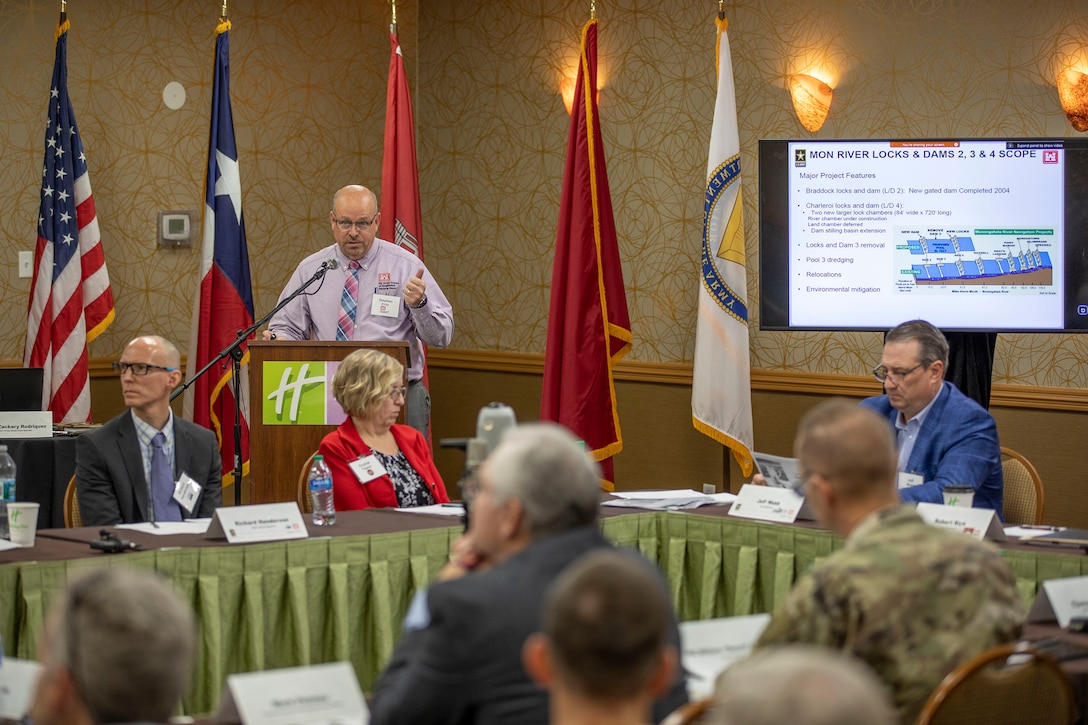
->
[[171, 260, 336, 506]]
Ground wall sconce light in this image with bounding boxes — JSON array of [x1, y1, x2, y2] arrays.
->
[[789, 73, 834, 133], [560, 75, 601, 115], [1057, 68, 1088, 132]]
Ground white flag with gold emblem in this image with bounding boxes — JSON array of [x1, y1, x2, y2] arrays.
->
[[692, 15, 753, 477]]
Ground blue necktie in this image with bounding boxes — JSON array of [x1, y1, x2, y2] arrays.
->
[[151, 432, 183, 522]]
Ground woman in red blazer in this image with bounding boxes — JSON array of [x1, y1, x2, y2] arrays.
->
[[319, 349, 448, 509]]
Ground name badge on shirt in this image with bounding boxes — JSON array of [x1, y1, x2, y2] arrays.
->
[[897, 472, 924, 489], [371, 293, 401, 318], [350, 454, 388, 484], [173, 472, 202, 513]]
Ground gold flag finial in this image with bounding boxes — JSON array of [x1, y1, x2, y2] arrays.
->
[[718, 0, 725, 20], [590, 0, 596, 20], [220, 0, 228, 21], [391, 0, 397, 34]]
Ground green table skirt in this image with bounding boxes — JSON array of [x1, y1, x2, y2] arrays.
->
[[2, 512, 1082, 715]]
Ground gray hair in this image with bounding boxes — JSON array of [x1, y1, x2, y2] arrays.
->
[[45, 568, 196, 723], [885, 319, 949, 370], [486, 422, 601, 537], [712, 645, 895, 725]]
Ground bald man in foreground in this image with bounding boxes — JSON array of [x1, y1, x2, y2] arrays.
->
[[75, 335, 221, 525]]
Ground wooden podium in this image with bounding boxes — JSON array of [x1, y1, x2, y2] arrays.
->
[[248, 340, 409, 504]]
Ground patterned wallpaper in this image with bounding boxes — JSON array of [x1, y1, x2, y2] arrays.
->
[[1, 0, 1087, 388]]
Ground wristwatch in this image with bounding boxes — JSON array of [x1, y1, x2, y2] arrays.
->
[[413, 295, 428, 309]]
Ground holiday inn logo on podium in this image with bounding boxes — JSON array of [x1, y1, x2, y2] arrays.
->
[[262, 361, 346, 425]]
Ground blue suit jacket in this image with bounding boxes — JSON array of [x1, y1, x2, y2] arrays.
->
[[860, 381, 1003, 513]]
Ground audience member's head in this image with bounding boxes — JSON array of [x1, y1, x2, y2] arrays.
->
[[523, 549, 677, 722], [467, 423, 601, 564], [794, 398, 900, 535], [29, 568, 196, 725], [712, 645, 895, 725], [877, 319, 948, 420]]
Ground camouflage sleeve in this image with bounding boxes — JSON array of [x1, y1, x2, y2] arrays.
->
[[755, 569, 849, 649]]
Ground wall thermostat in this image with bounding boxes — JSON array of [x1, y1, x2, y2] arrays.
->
[[158, 210, 194, 247]]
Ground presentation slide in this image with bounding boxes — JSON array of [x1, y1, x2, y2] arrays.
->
[[784, 140, 1064, 330]]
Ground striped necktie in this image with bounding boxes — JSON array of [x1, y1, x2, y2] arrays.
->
[[337, 261, 361, 341]]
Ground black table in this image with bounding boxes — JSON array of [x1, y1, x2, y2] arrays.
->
[[0, 435, 77, 528]]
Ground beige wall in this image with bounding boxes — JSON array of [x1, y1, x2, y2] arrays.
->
[[4, 1, 1088, 521]]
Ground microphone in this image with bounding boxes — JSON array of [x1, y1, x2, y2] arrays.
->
[[322, 258, 340, 271]]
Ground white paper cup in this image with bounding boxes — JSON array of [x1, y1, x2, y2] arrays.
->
[[8, 502, 40, 547], [941, 485, 974, 508]]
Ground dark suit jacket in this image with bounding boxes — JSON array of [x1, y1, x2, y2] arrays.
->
[[860, 380, 1003, 512], [369, 526, 688, 725], [75, 411, 222, 526]]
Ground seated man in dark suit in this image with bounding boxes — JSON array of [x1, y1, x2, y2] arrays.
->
[[522, 549, 680, 725], [369, 423, 688, 725], [75, 335, 221, 525], [860, 319, 1003, 511]]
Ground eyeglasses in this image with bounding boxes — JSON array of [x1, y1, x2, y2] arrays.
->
[[334, 215, 378, 232], [872, 360, 930, 384], [388, 386, 408, 402], [113, 361, 178, 376]]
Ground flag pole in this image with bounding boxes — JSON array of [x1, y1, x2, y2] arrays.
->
[[590, 0, 596, 19], [718, 0, 725, 20], [220, 0, 228, 21], [391, 0, 397, 34]]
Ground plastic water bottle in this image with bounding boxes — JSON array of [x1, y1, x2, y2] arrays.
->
[[308, 455, 336, 526], [0, 445, 16, 540]]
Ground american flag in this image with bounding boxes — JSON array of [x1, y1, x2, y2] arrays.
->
[[24, 17, 114, 424]]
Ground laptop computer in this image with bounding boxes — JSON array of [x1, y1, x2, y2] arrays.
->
[[0, 368, 45, 412]]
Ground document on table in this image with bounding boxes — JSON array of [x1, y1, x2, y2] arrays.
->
[[115, 519, 213, 535], [395, 503, 465, 516], [602, 490, 737, 511]]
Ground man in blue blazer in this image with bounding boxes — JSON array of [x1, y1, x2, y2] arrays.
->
[[75, 335, 221, 526], [859, 320, 1003, 512]]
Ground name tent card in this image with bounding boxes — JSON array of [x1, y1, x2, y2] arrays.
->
[[204, 502, 309, 544], [915, 502, 1006, 542], [215, 661, 368, 725], [680, 614, 772, 699], [728, 483, 813, 524], [0, 412, 52, 438], [0, 657, 43, 719], [1028, 574, 1088, 628]]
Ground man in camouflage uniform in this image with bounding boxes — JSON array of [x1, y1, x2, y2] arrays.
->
[[755, 399, 1023, 723]]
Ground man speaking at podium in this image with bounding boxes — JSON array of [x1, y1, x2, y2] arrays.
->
[[265, 184, 453, 435]]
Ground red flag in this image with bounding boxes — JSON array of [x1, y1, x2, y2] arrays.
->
[[24, 17, 115, 424], [183, 21, 254, 486], [541, 18, 631, 485], [380, 28, 423, 259], [380, 26, 432, 435]]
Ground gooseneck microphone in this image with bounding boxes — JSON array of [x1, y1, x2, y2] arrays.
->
[[322, 258, 340, 271]]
